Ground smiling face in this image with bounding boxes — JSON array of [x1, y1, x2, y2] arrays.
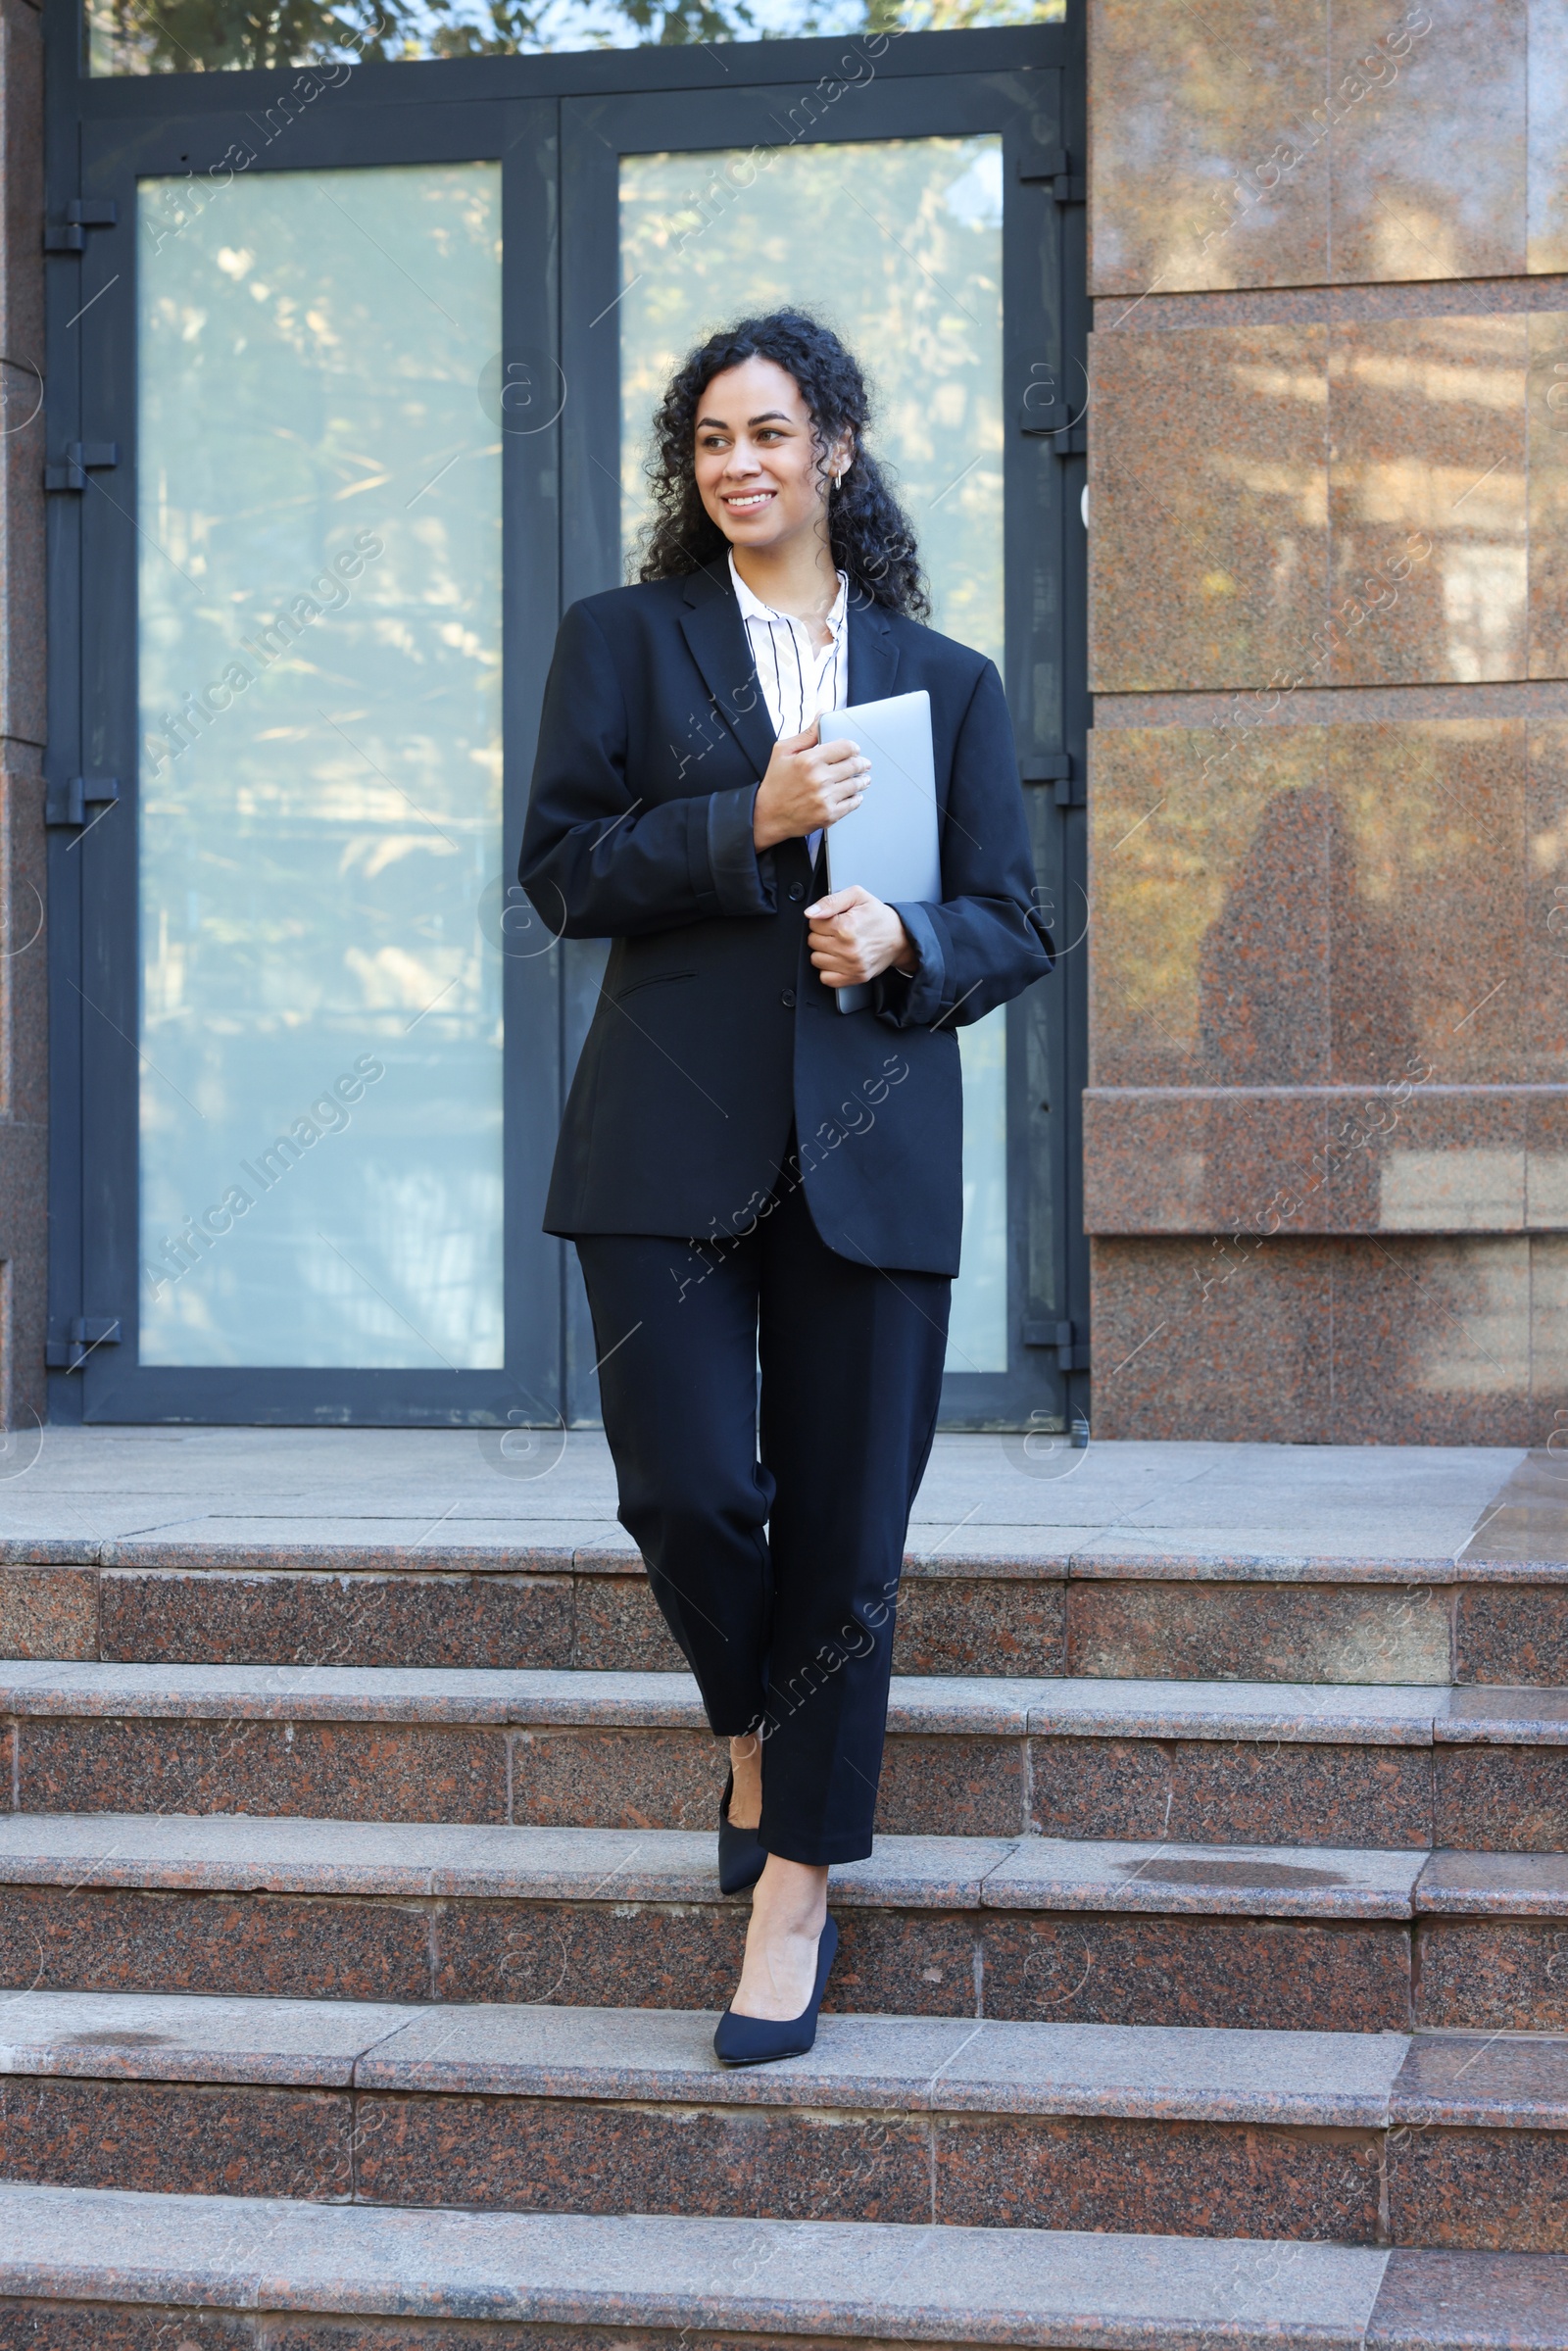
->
[[693, 355, 850, 559]]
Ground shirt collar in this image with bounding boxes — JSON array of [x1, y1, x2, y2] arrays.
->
[[728, 551, 848, 642]]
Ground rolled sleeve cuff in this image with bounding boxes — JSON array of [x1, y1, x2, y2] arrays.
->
[[874, 900, 948, 1027], [699, 783, 776, 919]]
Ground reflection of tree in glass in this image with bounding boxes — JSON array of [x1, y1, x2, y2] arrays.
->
[[89, 0, 1052, 73], [620, 136, 1004, 664]]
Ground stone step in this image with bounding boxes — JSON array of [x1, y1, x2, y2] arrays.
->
[[11, 2183, 1545, 2351], [0, 1812, 1480, 2032], [3, 1815, 1565, 2034], [8, 1543, 1568, 1684], [0, 1989, 1566, 2247], [3, 1663, 1566, 1850]]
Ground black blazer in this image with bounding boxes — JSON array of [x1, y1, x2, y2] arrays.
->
[[519, 562, 1052, 1276]]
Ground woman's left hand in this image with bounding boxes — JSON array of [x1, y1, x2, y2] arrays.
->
[[805, 886, 918, 988]]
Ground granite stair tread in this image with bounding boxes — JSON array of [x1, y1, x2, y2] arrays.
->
[[0, 1985, 1430, 2122], [0, 1660, 1504, 1740], [5, 2182, 1568, 2348], [1415, 1851, 1568, 1912], [5, 1985, 1568, 2135], [70, 1541, 1568, 1579], [0, 1811, 1447, 1916], [0, 2180, 1408, 2345]]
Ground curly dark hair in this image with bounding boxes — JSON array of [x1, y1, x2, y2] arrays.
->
[[636, 309, 930, 620]]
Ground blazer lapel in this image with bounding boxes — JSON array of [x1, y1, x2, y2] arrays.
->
[[679, 566, 778, 783], [848, 599, 900, 708]]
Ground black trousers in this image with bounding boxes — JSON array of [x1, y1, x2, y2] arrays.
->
[[575, 1173, 951, 1865]]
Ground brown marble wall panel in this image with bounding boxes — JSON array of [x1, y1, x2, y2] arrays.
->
[[1028, 1735, 1433, 1847], [1325, 1089, 1527, 1238], [1328, 721, 1525, 1080], [1527, 1097, 1568, 1228], [1529, 318, 1568, 673], [1088, 325, 1330, 693], [1329, 0, 1526, 286], [570, 1576, 685, 1672], [1326, 1235, 1534, 1442], [892, 1576, 1065, 1677], [0, 0, 44, 372], [1457, 1588, 1568, 1683], [0, 417, 45, 776], [1081, 1091, 1331, 1237], [1526, 722, 1568, 1085], [0, 1566, 96, 1659], [934, 2115, 1380, 2240], [355, 2093, 931, 2225], [1087, 0, 1331, 297], [13, 1718, 509, 1824], [1088, 1236, 1333, 1444], [0, 2077, 352, 2199], [0, 1886, 435, 2004], [1089, 1235, 1552, 1445], [1089, 0, 1568, 298], [509, 1729, 719, 1833], [1533, 1237, 1568, 1424], [1328, 319, 1527, 686], [96, 1571, 575, 1671], [1089, 727, 1332, 1090], [1090, 717, 1554, 1097], [435, 1899, 750, 2014], [1091, 316, 1568, 697], [979, 1913, 1411, 2032], [1435, 1745, 1568, 1849], [1084, 1091, 1568, 1240], [1416, 1919, 1568, 2031], [1388, 2127, 1568, 2250], [1066, 1580, 1452, 1684]]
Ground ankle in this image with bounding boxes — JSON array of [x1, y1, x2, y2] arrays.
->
[[727, 1734, 763, 1828], [752, 1857, 828, 1932]]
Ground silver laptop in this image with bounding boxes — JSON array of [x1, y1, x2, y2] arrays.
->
[[821, 689, 940, 1013]]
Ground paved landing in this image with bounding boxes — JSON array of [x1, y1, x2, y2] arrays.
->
[[0, 1430, 1556, 1569]]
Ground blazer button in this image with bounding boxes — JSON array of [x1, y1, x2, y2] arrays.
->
[[788, 881, 806, 902], [781, 989, 797, 1008]]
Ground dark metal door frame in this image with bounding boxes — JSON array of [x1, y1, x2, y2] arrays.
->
[[42, 1, 1086, 1431]]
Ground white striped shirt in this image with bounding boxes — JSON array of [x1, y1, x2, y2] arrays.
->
[[729, 553, 849, 870]]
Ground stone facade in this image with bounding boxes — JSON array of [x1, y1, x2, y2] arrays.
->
[[1085, 0, 1568, 1442]]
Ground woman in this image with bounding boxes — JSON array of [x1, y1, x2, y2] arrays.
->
[[520, 310, 1052, 2065]]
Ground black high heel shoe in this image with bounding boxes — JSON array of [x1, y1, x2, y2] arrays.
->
[[717, 1770, 766, 1896], [712, 1914, 838, 2067]]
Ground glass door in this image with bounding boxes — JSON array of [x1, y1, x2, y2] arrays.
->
[[64, 100, 564, 1422], [50, 39, 1084, 1432], [561, 68, 1084, 1428]]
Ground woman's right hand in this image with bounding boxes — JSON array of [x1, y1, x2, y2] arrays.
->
[[752, 720, 869, 852]]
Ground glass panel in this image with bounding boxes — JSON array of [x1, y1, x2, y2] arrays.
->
[[618, 135, 1008, 1371], [89, 0, 1060, 74], [137, 162, 505, 1369]]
